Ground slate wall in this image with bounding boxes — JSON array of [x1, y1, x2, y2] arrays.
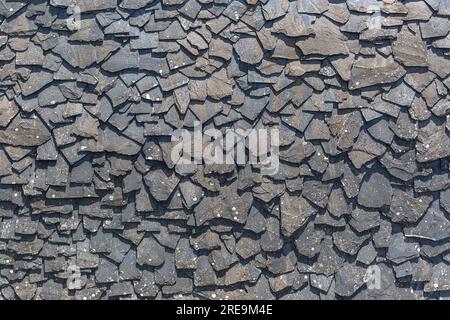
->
[[0, 0, 449, 300]]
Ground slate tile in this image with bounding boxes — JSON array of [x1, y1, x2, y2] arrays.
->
[[137, 236, 165, 267], [358, 172, 392, 209], [405, 200, 450, 242]]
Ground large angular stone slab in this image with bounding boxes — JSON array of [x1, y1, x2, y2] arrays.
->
[[358, 172, 392, 209], [349, 56, 406, 89], [0, 115, 51, 147], [144, 168, 180, 202]]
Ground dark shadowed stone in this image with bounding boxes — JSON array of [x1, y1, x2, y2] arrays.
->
[[302, 181, 331, 208], [313, 237, 345, 277], [194, 183, 252, 226], [53, 42, 97, 69]]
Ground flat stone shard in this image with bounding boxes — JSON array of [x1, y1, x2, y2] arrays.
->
[[357, 243, 377, 265], [102, 46, 139, 72], [424, 263, 450, 292], [388, 189, 432, 224], [305, 119, 331, 141], [0, 0, 448, 301], [383, 82, 416, 107], [349, 56, 406, 89], [298, 0, 329, 14], [295, 223, 324, 258], [420, 17, 450, 39], [405, 201, 450, 242], [349, 131, 386, 169], [0, 12, 37, 35], [207, 70, 233, 100], [416, 119, 450, 163], [137, 237, 165, 267], [358, 172, 392, 209], [428, 50, 450, 79], [100, 128, 141, 156], [53, 42, 97, 69], [144, 168, 180, 202], [0, 115, 51, 146], [262, 0, 289, 21], [387, 233, 419, 264], [95, 258, 119, 284], [302, 181, 332, 208], [0, 97, 18, 128], [280, 194, 316, 237], [234, 37, 264, 65], [335, 264, 366, 297], [393, 27, 428, 67], [51, 0, 118, 12], [296, 18, 349, 57]]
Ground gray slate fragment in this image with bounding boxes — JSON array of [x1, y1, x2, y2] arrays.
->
[[137, 236, 165, 267], [0, 115, 51, 147], [358, 173, 392, 209], [405, 200, 450, 242], [144, 168, 180, 202]]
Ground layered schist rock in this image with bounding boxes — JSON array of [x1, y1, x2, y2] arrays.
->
[[0, 0, 449, 301]]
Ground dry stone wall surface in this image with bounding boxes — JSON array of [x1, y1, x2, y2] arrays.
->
[[0, 0, 449, 300]]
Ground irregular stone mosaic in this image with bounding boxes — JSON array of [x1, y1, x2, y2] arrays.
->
[[0, 0, 449, 300]]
